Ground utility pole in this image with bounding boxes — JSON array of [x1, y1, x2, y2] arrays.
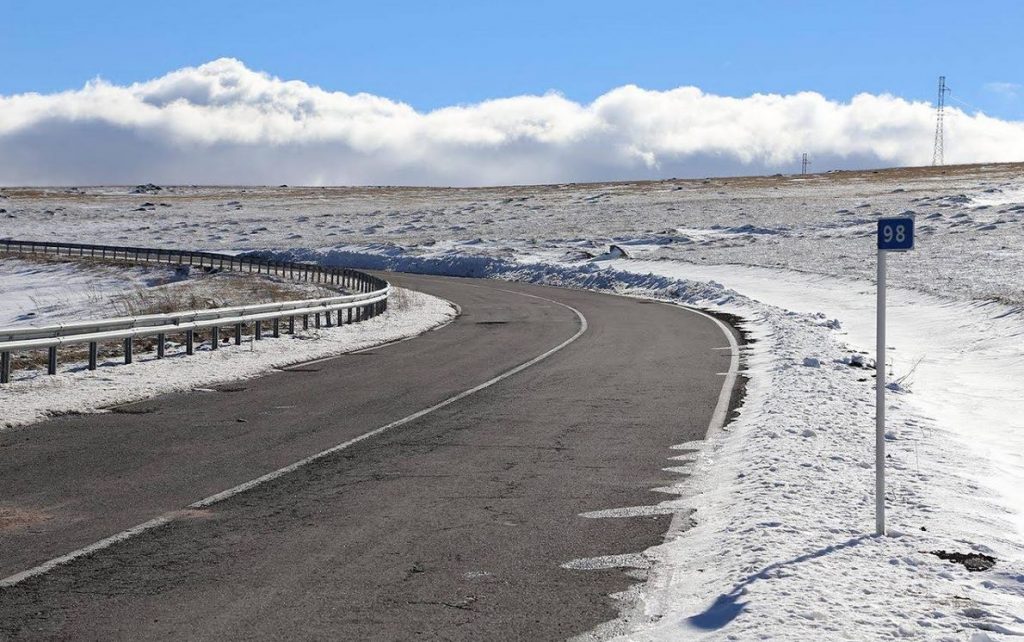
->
[[932, 76, 950, 166], [801, 153, 810, 175]]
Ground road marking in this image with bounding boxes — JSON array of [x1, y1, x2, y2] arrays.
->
[[664, 304, 740, 439], [0, 291, 583, 589], [656, 300, 741, 553]]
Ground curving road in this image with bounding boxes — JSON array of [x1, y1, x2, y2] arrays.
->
[[0, 273, 738, 640]]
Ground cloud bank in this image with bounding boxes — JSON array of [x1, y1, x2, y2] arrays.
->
[[1, 58, 1022, 186]]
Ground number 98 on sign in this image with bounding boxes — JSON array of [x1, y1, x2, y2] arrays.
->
[[877, 217, 914, 251]]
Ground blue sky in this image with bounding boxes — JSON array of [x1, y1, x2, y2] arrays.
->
[[2, 0, 1022, 118]]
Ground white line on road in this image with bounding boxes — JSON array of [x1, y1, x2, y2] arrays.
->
[[0, 290, 585, 589], [665, 303, 740, 439]]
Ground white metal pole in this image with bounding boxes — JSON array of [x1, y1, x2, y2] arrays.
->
[[876, 248, 886, 535]]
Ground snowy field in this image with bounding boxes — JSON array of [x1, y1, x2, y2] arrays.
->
[[2, 162, 1023, 639], [0, 257, 190, 327], [0, 256, 337, 328], [0, 256, 456, 429]]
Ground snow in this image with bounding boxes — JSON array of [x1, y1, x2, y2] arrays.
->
[[0, 257, 187, 326], [609, 260, 1024, 540], [3, 163, 1024, 638], [0, 288, 456, 429]]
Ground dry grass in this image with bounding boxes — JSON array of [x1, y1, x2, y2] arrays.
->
[[109, 272, 337, 317]]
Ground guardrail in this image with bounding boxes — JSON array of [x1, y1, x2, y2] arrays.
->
[[0, 240, 390, 383]]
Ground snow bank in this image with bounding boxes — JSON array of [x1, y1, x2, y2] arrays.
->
[[0, 288, 456, 430], [254, 246, 735, 306]]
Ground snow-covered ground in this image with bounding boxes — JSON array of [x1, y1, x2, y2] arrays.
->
[[2, 163, 1023, 638], [0, 287, 456, 429], [0, 257, 188, 326]]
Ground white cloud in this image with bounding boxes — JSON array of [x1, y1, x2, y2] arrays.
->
[[984, 81, 1021, 99], [1, 58, 1023, 186]]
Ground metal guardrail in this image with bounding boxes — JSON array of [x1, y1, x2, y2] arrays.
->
[[0, 240, 391, 383]]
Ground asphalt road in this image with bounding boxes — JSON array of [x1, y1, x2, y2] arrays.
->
[[0, 274, 737, 640]]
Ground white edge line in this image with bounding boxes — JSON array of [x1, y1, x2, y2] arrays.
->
[[0, 292, 583, 588], [656, 300, 740, 549], [663, 302, 740, 440]]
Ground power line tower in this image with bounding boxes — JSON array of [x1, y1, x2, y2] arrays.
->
[[801, 153, 810, 175], [932, 76, 950, 166]]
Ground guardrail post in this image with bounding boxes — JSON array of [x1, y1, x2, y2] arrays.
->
[[157, 333, 166, 358], [255, 321, 263, 340], [235, 324, 243, 345], [1, 352, 10, 384], [48, 347, 57, 375], [303, 314, 309, 330], [124, 338, 133, 364], [186, 330, 195, 355], [325, 310, 333, 327], [272, 318, 280, 338], [347, 308, 353, 324], [314, 313, 321, 329], [88, 342, 98, 370], [211, 326, 220, 350], [289, 316, 295, 334]]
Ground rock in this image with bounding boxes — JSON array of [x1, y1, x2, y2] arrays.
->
[[802, 357, 821, 368], [930, 550, 996, 572], [590, 244, 630, 262]]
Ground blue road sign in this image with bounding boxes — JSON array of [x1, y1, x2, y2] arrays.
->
[[877, 217, 914, 251]]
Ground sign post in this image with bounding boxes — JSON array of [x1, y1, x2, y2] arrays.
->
[[875, 217, 914, 535]]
